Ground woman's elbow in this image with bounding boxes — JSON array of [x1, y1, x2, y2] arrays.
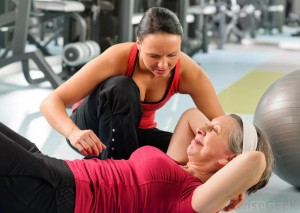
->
[[40, 93, 63, 113], [248, 151, 266, 168], [39, 95, 49, 113], [243, 151, 266, 175]]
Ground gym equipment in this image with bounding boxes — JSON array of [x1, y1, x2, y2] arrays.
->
[[0, 0, 63, 88], [80, 0, 118, 52], [0, 0, 94, 88], [63, 40, 100, 66], [31, 0, 86, 55], [185, 2, 217, 54], [259, 0, 286, 33], [179, 0, 218, 55], [117, 0, 134, 43], [222, 0, 261, 43], [254, 69, 300, 188]]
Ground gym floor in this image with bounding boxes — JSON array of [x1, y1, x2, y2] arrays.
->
[[1, 28, 300, 212]]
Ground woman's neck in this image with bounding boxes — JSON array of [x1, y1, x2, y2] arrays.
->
[[181, 162, 214, 183]]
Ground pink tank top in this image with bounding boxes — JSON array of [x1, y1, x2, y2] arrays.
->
[[126, 44, 180, 129]]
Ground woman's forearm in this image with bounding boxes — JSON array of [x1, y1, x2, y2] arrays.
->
[[40, 93, 78, 139]]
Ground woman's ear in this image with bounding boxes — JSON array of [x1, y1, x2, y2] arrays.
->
[[218, 159, 229, 166], [227, 154, 237, 162], [136, 38, 141, 50], [218, 154, 237, 166]]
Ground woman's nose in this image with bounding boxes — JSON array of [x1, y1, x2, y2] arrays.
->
[[196, 127, 206, 136], [158, 58, 168, 68]]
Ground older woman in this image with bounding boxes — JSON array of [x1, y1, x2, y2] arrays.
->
[[0, 109, 273, 213]]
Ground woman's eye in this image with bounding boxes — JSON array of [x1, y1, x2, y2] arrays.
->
[[150, 55, 159, 59], [212, 128, 218, 134]]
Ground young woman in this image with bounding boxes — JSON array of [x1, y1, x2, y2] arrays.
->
[[0, 109, 273, 213], [40, 7, 224, 159]]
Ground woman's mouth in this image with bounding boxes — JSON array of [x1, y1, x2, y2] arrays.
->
[[192, 138, 203, 146], [157, 70, 166, 74], [154, 68, 168, 75]]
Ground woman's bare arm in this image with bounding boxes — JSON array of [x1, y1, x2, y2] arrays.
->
[[191, 151, 266, 213], [178, 52, 224, 120], [40, 43, 134, 155]]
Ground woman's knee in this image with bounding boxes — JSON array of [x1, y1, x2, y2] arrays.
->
[[93, 75, 142, 117], [100, 76, 140, 100], [106, 76, 137, 91]]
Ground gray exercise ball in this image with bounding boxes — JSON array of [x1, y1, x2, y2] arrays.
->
[[254, 69, 300, 188]]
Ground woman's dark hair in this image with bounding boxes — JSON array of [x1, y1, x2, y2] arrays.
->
[[136, 7, 183, 42]]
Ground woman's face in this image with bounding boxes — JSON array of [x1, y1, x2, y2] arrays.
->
[[136, 33, 181, 77], [187, 115, 237, 164]]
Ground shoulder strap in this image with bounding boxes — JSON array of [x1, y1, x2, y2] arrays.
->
[[125, 44, 138, 77]]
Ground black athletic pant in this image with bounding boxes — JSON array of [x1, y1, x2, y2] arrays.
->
[[0, 123, 75, 213], [70, 75, 172, 160]]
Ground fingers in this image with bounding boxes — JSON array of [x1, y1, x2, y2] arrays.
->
[[75, 142, 88, 156], [224, 193, 245, 211], [89, 133, 107, 154], [70, 129, 106, 156], [224, 200, 239, 211]]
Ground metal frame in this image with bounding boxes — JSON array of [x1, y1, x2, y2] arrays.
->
[[0, 0, 63, 88]]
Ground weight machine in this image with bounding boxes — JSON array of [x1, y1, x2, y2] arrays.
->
[[0, 0, 102, 88], [0, 0, 63, 88]]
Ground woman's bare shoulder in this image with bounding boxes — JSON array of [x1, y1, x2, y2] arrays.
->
[[95, 42, 136, 70], [103, 42, 136, 56], [179, 51, 200, 71], [178, 51, 203, 82]]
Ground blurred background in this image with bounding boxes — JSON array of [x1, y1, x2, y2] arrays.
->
[[1, 1, 300, 212]]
